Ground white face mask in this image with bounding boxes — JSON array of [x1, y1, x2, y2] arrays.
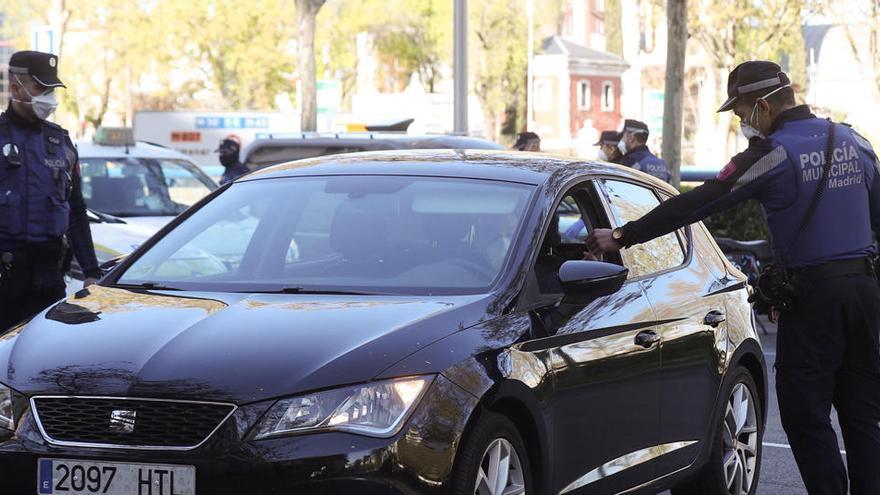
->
[[597, 149, 609, 161], [739, 122, 764, 140], [13, 75, 59, 120], [617, 140, 627, 155]]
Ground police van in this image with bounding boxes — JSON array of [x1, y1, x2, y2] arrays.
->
[[66, 128, 218, 290]]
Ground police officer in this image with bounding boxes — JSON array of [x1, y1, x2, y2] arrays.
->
[[594, 130, 623, 163], [587, 61, 880, 494], [512, 131, 541, 151], [617, 119, 671, 182], [0, 51, 100, 330], [216, 135, 248, 185]]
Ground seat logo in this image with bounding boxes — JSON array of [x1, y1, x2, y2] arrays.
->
[[109, 410, 136, 433]]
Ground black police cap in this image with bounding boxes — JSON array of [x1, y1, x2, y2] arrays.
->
[[594, 130, 622, 146], [718, 60, 791, 112], [8, 50, 65, 88], [215, 138, 241, 154], [622, 119, 649, 135]]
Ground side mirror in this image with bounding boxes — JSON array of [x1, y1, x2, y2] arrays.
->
[[559, 260, 629, 305]]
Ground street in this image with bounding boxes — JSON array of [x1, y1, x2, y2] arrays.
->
[[662, 315, 847, 494]]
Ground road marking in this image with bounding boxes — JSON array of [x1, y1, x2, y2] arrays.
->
[[763, 442, 846, 455]]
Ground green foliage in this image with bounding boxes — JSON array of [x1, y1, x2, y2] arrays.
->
[[680, 186, 769, 240], [605, 0, 623, 57]]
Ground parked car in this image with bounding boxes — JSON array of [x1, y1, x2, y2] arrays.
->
[[0, 150, 766, 495], [67, 130, 218, 289]]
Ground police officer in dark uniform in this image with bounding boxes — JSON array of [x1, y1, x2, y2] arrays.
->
[[587, 61, 880, 494], [216, 136, 249, 185], [0, 51, 100, 330], [617, 119, 671, 182], [594, 130, 623, 163]]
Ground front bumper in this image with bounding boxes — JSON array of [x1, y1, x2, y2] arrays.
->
[[0, 375, 477, 495]]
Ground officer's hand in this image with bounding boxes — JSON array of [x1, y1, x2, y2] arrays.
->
[[83, 277, 99, 288], [586, 229, 622, 256]]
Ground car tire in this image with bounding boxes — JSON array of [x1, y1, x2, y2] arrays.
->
[[672, 366, 763, 495], [451, 410, 532, 495]]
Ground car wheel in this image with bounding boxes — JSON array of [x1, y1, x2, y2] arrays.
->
[[672, 367, 763, 495], [451, 410, 532, 495]]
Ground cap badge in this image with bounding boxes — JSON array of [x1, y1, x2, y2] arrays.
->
[[49, 57, 56, 68]]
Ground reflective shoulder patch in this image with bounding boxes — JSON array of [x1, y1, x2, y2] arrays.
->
[[732, 145, 788, 191]]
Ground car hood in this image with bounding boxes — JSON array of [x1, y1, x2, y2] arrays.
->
[[0, 286, 490, 404]]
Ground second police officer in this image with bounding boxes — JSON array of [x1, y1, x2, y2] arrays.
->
[[587, 61, 880, 494], [0, 51, 100, 331], [617, 118, 671, 182], [594, 130, 623, 164]]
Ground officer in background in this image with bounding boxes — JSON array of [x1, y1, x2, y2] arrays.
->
[[512, 131, 541, 151], [0, 51, 100, 330], [587, 61, 880, 494], [216, 135, 248, 185], [617, 119, 671, 182], [594, 130, 623, 163]]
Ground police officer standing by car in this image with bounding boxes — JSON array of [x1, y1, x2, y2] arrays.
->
[[594, 130, 623, 163], [587, 61, 880, 494], [0, 51, 100, 330], [617, 119, 671, 182]]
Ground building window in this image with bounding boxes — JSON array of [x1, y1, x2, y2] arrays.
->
[[577, 81, 591, 110], [534, 80, 553, 112], [601, 82, 615, 112]]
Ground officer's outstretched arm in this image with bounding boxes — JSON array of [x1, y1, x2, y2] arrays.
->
[[617, 139, 783, 248]]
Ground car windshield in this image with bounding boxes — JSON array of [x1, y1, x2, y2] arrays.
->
[[81, 157, 216, 217], [116, 175, 534, 295]]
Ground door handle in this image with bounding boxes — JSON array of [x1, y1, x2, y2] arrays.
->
[[634, 330, 661, 348], [704, 310, 726, 328]]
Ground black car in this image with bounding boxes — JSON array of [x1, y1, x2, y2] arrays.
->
[[0, 150, 766, 495]]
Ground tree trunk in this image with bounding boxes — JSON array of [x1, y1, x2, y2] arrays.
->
[[296, 0, 326, 132], [662, 0, 687, 188]]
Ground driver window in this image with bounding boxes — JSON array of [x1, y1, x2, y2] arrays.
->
[[533, 192, 594, 295]]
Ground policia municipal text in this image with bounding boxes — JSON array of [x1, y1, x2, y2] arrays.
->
[[0, 51, 100, 331], [588, 61, 880, 494]]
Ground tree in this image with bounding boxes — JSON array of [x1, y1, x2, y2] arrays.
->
[[663, 0, 686, 187], [687, 0, 807, 161], [296, 0, 327, 132]]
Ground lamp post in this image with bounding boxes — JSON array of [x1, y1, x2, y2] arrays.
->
[[454, 0, 468, 134]]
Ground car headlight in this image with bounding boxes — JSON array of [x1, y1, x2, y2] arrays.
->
[[255, 376, 434, 439], [0, 384, 13, 430]]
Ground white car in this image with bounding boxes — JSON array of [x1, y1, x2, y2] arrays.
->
[[66, 135, 218, 291]]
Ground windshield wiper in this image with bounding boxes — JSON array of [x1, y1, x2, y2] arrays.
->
[[113, 282, 182, 291], [246, 287, 393, 296], [87, 208, 127, 224]]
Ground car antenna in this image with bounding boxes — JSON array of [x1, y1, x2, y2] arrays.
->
[[123, 115, 130, 155]]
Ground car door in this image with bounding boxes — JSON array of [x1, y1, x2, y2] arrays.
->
[[524, 183, 663, 495], [599, 179, 730, 476]]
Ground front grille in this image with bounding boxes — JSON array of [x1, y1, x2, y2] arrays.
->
[[31, 397, 235, 449]]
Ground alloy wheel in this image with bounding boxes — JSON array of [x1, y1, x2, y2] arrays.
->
[[722, 382, 759, 495], [474, 437, 526, 495]]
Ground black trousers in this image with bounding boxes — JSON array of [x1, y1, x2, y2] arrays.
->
[[0, 258, 66, 332], [776, 273, 880, 495]]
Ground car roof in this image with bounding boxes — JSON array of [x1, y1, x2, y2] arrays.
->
[[242, 134, 504, 166], [241, 149, 679, 193], [75, 140, 194, 161]]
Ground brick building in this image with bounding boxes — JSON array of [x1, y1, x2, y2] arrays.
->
[[531, 0, 627, 154]]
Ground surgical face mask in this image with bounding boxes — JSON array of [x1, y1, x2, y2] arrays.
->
[[739, 122, 764, 140], [13, 75, 58, 120], [597, 149, 609, 161], [617, 140, 627, 155]]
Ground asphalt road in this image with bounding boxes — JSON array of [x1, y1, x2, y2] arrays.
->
[[659, 316, 848, 494]]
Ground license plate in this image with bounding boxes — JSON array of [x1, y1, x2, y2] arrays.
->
[[37, 458, 195, 495]]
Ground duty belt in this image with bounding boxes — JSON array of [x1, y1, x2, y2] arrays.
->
[[791, 257, 874, 282]]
